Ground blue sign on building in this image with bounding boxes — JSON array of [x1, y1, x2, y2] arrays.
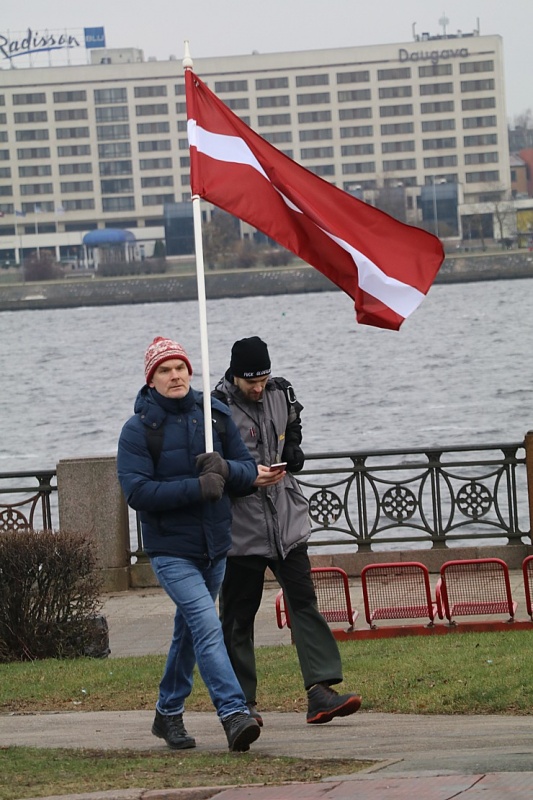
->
[[84, 27, 106, 49]]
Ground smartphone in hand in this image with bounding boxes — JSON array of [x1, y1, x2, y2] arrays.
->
[[269, 462, 287, 472]]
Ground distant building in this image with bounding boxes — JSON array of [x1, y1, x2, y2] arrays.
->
[[0, 29, 511, 264]]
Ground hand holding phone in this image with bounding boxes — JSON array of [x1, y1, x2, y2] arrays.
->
[[269, 462, 287, 472]]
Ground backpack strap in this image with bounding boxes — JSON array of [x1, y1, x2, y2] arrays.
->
[[145, 403, 229, 469]]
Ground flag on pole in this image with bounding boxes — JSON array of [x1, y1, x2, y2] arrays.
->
[[185, 70, 444, 330], [34, 204, 41, 213]]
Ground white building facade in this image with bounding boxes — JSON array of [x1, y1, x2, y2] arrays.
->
[[0, 31, 510, 264]]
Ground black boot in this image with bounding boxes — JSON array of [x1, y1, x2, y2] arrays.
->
[[306, 683, 362, 724], [152, 709, 196, 749], [246, 702, 264, 727], [222, 711, 261, 751]]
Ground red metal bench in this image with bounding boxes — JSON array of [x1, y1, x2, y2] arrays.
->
[[360, 562, 437, 629], [275, 566, 358, 632], [436, 558, 517, 624], [522, 555, 533, 621]]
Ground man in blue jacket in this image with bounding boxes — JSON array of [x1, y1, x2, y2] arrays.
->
[[117, 336, 260, 753]]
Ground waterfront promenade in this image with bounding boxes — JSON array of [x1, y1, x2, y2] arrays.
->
[[2, 576, 533, 799]]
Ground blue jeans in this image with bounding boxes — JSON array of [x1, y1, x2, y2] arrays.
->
[[151, 554, 249, 720]]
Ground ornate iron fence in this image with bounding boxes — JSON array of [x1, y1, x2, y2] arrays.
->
[[0, 471, 57, 532]]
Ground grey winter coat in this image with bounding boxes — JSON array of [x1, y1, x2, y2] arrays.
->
[[213, 375, 310, 559]]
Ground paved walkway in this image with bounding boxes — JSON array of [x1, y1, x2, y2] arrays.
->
[[2, 574, 533, 800]]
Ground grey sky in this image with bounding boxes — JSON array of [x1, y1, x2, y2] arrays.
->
[[2, 0, 532, 120]]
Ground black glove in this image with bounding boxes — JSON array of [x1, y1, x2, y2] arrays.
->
[[282, 445, 305, 473], [196, 451, 229, 479], [198, 472, 225, 502]]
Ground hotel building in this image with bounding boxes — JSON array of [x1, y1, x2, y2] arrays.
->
[[0, 29, 510, 264]]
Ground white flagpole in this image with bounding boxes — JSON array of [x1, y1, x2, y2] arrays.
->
[[183, 42, 213, 452]]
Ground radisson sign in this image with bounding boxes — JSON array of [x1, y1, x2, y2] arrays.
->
[[0, 27, 106, 63], [398, 46, 469, 65]]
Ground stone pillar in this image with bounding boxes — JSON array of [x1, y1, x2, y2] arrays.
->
[[57, 455, 130, 592]]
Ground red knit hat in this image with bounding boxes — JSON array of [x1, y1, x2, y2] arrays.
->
[[144, 336, 193, 384]]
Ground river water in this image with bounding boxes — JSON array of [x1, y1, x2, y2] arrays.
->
[[0, 278, 531, 474]]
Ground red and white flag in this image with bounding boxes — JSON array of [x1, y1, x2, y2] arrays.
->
[[186, 70, 444, 330]]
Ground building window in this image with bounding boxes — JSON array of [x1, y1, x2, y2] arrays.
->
[[58, 144, 91, 157], [16, 147, 50, 159], [257, 95, 290, 108], [21, 202, 54, 213], [215, 80, 248, 92], [98, 142, 132, 158], [54, 90, 87, 103], [138, 121, 170, 134], [62, 199, 95, 210], [382, 140, 415, 153], [420, 101, 454, 113], [262, 131, 292, 143], [422, 137, 456, 150], [460, 60, 494, 74], [342, 162, 376, 174], [54, 108, 88, 121], [20, 183, 53, 195], [336, 70, 370, 83], [13, 93, 46, 105], [102, 196, 135, 211], [99, 160, 133, 176], [226, 98, 249, 110], [138, 140, 171, 152], [378, 86, 412, 99], [0, 150, 9, 161], [256, 77, 289, 90], [339, 108, 372, 120], [174, 83, 185, 95], [56, 127, 90, 139], [26, 167, 56, 179], [15, 129, 49, 141], [378, 68, 411, 80], [382, 158, 416, 171], [96, 124, 130, 141], [14, 111, 48, 123], [423, 155, 458, 168], [418, 64, 452, 77], [341, 143, 374, 155], [296, 92, 330, 105], [379, 104, 413, 117], [180, 156, 190, 168], [299, 128, 333, 141], [100, 178, 133, 194], [381, 122, 414, 134], [420, 83, 453, 95], [134, 85, 167, 97], [462, 97, 496, 111], [0, 186, 12, 196], [307, 164, 335, 176], [177, 120, 187, 132], [463, 115, 497, 129], [338, 89, 371, 102], [296, 74, 329, 87], [141, 175, 174, 187], [96, 107, 129, 122], [0, 132, 6, 142], [59, 163, 93, 175], [181, 173, 191, 185], [298, 110, 331, 123], [61, 180, 94, 192], [136, 104, 169, 116], [340, 125, 373, 137], [463, 133, 498, 147], [139, 157, 172, 169], [464, 152, 499, 165], [461, 79, 495, 93], [421, 119, 455, 131], [257, 113, 291, 125], [465, 170, 500, 183], [142, 193, 175, 205], [300, 146, 334, 159], [94, 88, 127, 104]]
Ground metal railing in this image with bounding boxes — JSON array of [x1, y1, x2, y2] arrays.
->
[[0, 470, 57, 532], [1, 440, 530, 557]]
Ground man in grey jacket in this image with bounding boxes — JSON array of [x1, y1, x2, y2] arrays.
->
[[214, 336, 361, 727]]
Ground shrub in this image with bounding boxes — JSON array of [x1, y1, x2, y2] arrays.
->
[[23, 251, 64, 282], [0, 529, 106, 662]]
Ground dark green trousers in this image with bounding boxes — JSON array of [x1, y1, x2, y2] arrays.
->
[[220, 545, 343, 703]]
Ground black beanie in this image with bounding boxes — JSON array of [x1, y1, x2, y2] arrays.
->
[[230, 337, 271, 378]]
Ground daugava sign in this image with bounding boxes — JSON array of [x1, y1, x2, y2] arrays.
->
[[399, 46, 469, 65], [0, 27, 105, 62]]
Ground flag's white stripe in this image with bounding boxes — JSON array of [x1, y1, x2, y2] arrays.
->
[[188, 120, 424, 318]]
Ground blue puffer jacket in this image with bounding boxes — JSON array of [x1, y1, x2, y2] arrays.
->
[[117, 386, 257, 560]]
